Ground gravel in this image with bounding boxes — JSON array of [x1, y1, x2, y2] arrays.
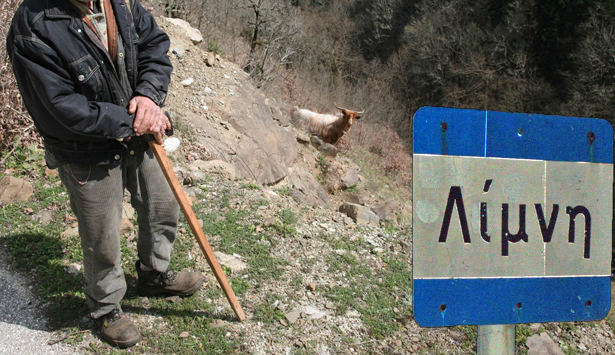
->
[[0, 249, 77, 355]]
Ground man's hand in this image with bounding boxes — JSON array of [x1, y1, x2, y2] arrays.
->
[[128, 96, 170, 144]]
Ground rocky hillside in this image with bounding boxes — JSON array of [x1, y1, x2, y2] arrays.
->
[[2, 15, 615, 355], [158, 17, 410, 223], [147, 18, 615, 355]]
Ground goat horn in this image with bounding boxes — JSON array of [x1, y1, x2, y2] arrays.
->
[[335, 103, 364, 114]]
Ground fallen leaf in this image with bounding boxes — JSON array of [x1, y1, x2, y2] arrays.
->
[[179, 331, 189, 338]]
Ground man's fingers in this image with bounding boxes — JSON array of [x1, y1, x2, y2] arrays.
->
[[150, 120, 161, 137], [137, 107, 153, 135], [140, 106, 160, 135], [154, 131, 163, 145], [132, 97, 146, 133], [145, 128, 164, 145], [161, 112, 171, 131], [131, 95, 170, 138], [134, 106, 146, 134], [128, 98, 137, 114], [147, 112, 167, 137], [159, 118, 167, 136], [144, 112, 167, 143], [131, 96, 162, 135]]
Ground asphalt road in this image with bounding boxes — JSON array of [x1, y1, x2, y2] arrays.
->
[[0, 248, 77, 355]]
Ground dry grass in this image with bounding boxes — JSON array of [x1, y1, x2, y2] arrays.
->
[[346, 122, 412, 186], [1, 0, 41, 160]]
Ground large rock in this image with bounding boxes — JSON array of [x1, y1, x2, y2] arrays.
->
[[370, 203, 387, 221], [339, 202, 380, 226], [0, 176, 33, 203], [342, 192, 364, 205], [295, 130, 311, 144], [310, 136, 338, 157], [189, 159, 236, 180], [186, 100, 299, 185], [287, 166, 329, 208], [325, 160, 359, 193], [122, 202, 135, 220], [120, 218, 134, 235], [174, 88, 297, 186], [527, 333, 565, 355], [171, 45, 185, 59], [161, 19, 297, 185], [62, 226, 79, 239], [66, 263, 82, 276], [44, 167, 58, 178], [207, 85, 298, 185], [33, 210, 54, 226], [205, 52, 216, 67], [165, 18, 203, 44], [213, 252, 247, 274], [298, 305, 328, 320], [285, 310, 301, 324]]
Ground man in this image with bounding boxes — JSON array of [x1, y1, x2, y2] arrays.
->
[[7, 0, 204, 348]]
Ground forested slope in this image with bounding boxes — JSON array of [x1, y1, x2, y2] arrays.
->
[[3, 0, 614, 154], [156, 0, 615, 141]]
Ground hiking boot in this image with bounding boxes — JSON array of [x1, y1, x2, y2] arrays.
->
[[94, 307, 141, 348], [135, 260, 204, 297]]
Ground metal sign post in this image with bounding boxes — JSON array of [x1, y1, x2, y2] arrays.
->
[[477, 324, 515, 354], [412, 107, 613, 353]]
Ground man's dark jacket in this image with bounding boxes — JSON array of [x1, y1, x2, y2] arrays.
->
[[7, 0, 172, 166]]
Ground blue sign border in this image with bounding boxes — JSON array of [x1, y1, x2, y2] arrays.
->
[[413, 106, 613, 163], [414, 277, 611, 326]]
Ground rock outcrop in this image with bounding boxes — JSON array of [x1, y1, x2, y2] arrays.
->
[[160, 20, 298, 186], [287, 166, 329, 208], [0, 176, 33, 203]]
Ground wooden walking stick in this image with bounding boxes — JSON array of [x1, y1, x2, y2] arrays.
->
[[147, 113, 245, 321]]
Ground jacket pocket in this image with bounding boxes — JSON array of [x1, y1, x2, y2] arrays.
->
[[68, 54, 103, 101]]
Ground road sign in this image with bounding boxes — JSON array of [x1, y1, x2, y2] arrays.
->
[[412, 107, 613, 327]]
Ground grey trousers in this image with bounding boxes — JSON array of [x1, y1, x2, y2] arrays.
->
[[57, 147, 179, 319]]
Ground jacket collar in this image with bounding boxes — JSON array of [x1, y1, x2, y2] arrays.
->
[[44, 0, 80, 19]]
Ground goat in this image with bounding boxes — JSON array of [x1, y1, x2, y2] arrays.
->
[[292, 103, 364, 144]]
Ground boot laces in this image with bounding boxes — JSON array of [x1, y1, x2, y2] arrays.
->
[[102, 308, 123, 326], [108, 308, 121, 320], [160, 268, 178, 286]]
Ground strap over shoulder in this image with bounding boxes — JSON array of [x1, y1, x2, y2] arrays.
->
[[124, 0, 132, 16]]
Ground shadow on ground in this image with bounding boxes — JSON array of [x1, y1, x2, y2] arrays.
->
[[1, 232, 232, 342]]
